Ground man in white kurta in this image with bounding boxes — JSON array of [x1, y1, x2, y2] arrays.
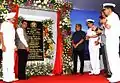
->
[[0, 12, 16, 82], [86, 19, 100, 75], [103, 3, 120, 82]]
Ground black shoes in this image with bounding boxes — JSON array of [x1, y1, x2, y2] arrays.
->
[[72, 72, 84, 75], [80, 72, 84, 75], [104, 73, 112, 78]]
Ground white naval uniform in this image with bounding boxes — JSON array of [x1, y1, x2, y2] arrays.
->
[[87, 28, 100, 74], [0, 21, 16, 82], [105, 12, 120, 82]]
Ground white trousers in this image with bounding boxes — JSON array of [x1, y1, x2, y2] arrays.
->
[[89, 44, 100, 74], [2, 49, 15, 82], [106, 36, 120, 80]]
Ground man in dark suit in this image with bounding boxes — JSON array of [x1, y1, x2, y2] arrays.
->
[[72, 24, 86, 75]]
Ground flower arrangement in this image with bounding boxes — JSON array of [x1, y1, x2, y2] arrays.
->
[[63, 35, 73, 74], [58, 2, 73, 74], [0, 3, 8, 20], [0, 5, 8, 14], [26, 62, 53, 77], [42, 19, 55, 59]]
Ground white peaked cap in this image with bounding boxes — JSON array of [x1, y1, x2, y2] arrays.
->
[[86, 19, 95, 23], [5, 12, 16, 20], [103, 3, 116, 8]]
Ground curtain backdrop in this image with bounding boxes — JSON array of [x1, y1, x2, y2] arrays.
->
[[10, 4, 19, 78], [10, 4, 19, 28], [52, 10, 63, 75]]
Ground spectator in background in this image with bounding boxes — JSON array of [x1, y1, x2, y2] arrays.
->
[[72, 24, 86, 75], [99, 11, 112, 77]]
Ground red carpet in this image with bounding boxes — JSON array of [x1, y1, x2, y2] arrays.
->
[[0, 73, 120, 83]]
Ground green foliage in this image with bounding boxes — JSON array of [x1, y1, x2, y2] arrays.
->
[[26, 62, 53, 77], [18, 16, 24, 25]]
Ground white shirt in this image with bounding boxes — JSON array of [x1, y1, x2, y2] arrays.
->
[[0, 21, 16, 49], [87, 28, 100, 47], [105, 12, 120, 37], [16, 28, 28, 47]]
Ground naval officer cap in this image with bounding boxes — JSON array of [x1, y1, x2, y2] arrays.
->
[[103, 3, 116, 8], [86, 19, 95, 23], [5, 12, 16, 20]]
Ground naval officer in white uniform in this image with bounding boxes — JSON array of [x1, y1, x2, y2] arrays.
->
[[0, 12, 17, 83], [102, 3, 120, 82], [86, 19, 100, 75]]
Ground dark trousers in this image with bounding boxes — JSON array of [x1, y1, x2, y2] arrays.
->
[[18, 49, 28, 80], [101, 45, 112, 76], [73, 49, 84, 73], [0, 49, 2, 63]]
